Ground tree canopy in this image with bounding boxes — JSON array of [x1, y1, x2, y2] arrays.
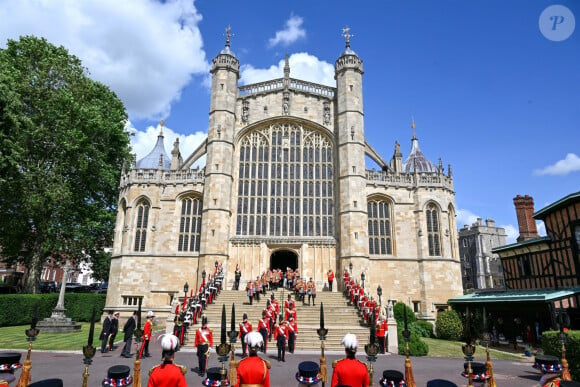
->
[[0, 36, 131, 292]]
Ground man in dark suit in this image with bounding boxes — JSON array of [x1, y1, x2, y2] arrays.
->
[[108, 312, 119, 351], [100, 310, 113, 353], [121, 310, 137, 358]]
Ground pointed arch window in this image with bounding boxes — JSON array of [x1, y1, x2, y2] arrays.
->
[[426, 203, 441, 256], [178, 197, 203, 252], [367, 199, 393, 255], [236, 123, 334, 237], [134, 200, 150, 252]]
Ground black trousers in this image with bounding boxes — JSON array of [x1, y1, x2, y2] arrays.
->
[[259, 328, 268, 352], [197, 343, 208, 374], [241, 333, 247, 355], [378, 335, 385, 353], [288, 332, 296, 353], [122, 336, 132, 355], [277, 336, 286, 361]]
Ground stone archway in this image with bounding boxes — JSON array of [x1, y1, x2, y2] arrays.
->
[[270, 250, 298, 271]]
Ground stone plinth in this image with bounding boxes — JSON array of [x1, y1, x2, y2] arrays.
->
[[36, 307, 81, 333]]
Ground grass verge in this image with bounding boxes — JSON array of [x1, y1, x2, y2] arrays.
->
[[422, 338, 524, 360]]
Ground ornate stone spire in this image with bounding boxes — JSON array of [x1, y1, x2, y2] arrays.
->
[[284, 53, 290, 79]]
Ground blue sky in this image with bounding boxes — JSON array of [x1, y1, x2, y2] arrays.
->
[[1, 0, 578, 243]]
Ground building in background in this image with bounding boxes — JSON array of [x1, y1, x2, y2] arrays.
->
[[450, 192, 580, 334], [106, 31, 463, 321], [458, 218, 507, 291]]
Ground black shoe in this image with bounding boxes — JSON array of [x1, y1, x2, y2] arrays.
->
[[144, 353, 152, 358]]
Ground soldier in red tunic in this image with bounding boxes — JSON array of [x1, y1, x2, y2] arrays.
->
[[274, 316, 288, 362], [258, 310, 270, 353], [376, 315, 388, 354], [331, 333, 370, 387], [239, 313, 253, 357], [194, 315, 213, 377], [236, 331, 271, 387], [139, 311, 154, 358], [287, 316, 298, 354], [327, 269, 335, 291], [148, 334, 187, 387]]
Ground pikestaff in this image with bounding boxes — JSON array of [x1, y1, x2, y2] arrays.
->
[[16, 303, 39, 387], [80, 306, 97, 387]]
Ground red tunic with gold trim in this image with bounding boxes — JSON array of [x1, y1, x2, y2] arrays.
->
[[331, 357, 369, 387], [235, 355, 270, 387], [147, 362, 186, 387]]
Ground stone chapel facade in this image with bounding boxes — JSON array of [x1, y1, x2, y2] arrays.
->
[[106, 33, 463, 321]]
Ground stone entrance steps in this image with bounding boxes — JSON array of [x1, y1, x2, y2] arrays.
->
[[180, 289, 371, 351]]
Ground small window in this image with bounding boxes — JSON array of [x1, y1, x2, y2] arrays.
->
[[413, 301, 420, 313]]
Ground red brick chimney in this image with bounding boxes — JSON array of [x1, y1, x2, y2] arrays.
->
[[513, 195, 539, 242]]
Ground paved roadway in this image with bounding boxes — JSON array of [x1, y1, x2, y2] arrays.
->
[[8, 335, 543, 386]]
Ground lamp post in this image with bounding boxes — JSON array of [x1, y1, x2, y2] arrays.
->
[[361, 272, 365, 290], [377, 285, 382, 307], [202, 269, 206, 286], [183, 282, 189, 299], [349, 262, 353, 275]]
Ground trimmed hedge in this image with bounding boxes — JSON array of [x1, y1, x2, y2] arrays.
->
[[542, 330, 580, 381], [0, 294, 106, 327], [397, 326, 429, 356], [436, 309, 463, 340], [413, 320, 434, 338], [394, 302, 417, 324]]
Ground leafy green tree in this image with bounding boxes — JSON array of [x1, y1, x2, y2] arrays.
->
[[0, 36, 131, 292]]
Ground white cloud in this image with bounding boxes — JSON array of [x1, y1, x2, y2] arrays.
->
[[240, 52, 335, 87], [533, 153, 580, 176], [268, 15, 306, 47], [0, 0, 209, 120], [456, 208, 480, 229], [126, 121, 207, 168], [500, 224, 519, 244]]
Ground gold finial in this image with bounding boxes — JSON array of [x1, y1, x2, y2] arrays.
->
[[411, 116, 416, 139], [224, 25, 234, 47], [342, 26, 353, 48], [159, 120, 164, 136]]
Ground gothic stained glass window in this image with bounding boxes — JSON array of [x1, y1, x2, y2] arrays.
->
[[367, 200, 393, 255], [134, 200, 150, 252], [236, 123, 334, 237], [178, 197, 203, 252], [426, 203, 441, 256]]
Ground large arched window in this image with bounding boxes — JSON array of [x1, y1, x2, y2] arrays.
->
[[236, 123, 334, 237], [367, 199, 393, 255], [426, 203, 441, 256], [178, 197, 203, 252], [134, 199, 150, 252]]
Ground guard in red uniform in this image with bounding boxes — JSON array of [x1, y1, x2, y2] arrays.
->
[[258, 311, 270, 353], [287, 316, 298, 354], [148, 334, 187, 387], [274, 316, 288, 362], [239, 313, 253, 357], [236, 331, 271, 387], [139, 311, 154, 358], [194, 315, 213, 377], [376, 315, 388, 354], [327, 269, 335, 291], [331, 333, 370, 387]]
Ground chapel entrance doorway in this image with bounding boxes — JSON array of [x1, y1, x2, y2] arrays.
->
[[270, 250, 298, 271]]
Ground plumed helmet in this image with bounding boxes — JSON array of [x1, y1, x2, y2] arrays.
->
[[243, 313, 248, 321], [342, 333, 358, 350], [146, 311, 155, 318], [245, 331, 264, 348], [161, 334, 179, 352], [271, 293, 275, 300], [202, 315, 208, 326]]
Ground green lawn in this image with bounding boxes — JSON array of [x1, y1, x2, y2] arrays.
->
[[422, 338, 524, 360], [1, 323, 527, 361], [0, 322, 98, 351]]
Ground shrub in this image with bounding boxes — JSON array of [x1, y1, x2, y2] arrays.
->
[[542, 330, 580, 381], [397, 326, 429, 356], [436, 309, 463, 340], [413, 320, 434, 338], [394, 302, 416, 324], [0, 293, 107, 327]]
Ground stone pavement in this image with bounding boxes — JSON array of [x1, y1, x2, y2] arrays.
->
[[8, 338, 542, 386]]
